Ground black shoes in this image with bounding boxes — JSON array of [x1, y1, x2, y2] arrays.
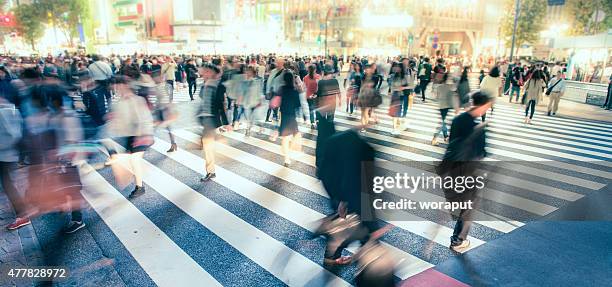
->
[[547, 111, 551, 116], [129, 185, 145, 199], [200, 173, 216, 182], [167, 143, 178, 153], [64, 221, 86, 234]]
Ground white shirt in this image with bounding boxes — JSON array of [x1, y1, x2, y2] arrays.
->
[[548, 76, 566, 93]]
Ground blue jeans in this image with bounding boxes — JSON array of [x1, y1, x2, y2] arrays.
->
[[433, 108, 449, 139], [400, 91, 411, 117], [509, 85, 521, 102]]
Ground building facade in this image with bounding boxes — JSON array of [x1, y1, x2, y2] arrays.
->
[[284, 0, 505, 58]]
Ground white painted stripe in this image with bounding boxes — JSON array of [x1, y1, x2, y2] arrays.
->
[[405, 103, 612, 147], [123, 148, 352, 287], [172, 129, 328, 198], [150, 138, 433, 279], [311, 116, 606, 188], [334, 112, 612, 177], [470, 103, 612, 130], [79, 167, 222, 287], [339, 109, 612, 162], [317, 119, 589, 199], [161, 133, 483, 247], [387, 108, 612, 157], [224, 127, 522, 232], [412, 104, 612, 141], [421, 101, 612, 131]]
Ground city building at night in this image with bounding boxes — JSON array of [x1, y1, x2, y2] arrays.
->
[[283, 0, 505, 59]]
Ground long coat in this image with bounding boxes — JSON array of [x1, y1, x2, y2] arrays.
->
[[523, 78, 546, 104]]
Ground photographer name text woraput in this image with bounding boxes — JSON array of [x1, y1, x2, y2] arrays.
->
[[372, 199, 474, 212]]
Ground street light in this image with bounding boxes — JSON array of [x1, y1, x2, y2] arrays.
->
[[509, 0, 521, 61]]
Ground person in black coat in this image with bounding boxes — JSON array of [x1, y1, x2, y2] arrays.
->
[[318, 128, 380, 266], [279, 71, 301, 166], [437, 91, 492, 252], [185, 59, 199, 100]]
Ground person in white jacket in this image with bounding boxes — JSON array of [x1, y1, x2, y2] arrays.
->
[[107, 76, 154, 199]]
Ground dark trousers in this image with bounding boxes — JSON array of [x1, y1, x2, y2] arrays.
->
[[187, 79, 197, 100], [266, 107, 279, 121], [525, 100, 536, 119], [451, 208, 473, 245], [419, 79, 430, 100], [400, 94, 409, 117], [96, 80, 112, 112], [434, 108, 449, 138], [0, 162, 24, 217], [166, 80, 174, 103], [307, 98, 317, 124]]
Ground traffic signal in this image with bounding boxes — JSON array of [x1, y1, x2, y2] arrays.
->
[[408, 34, 414, 44], [317, 35, 321, 45]]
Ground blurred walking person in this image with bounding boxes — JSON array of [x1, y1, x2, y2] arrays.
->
[[358, 64, 382, 132], [417, 57, 432, 101], [240, 66, 264, 137], [278, 72, 302, 167], [438, 91, 492, 252], [388, 62, 409, 135], [1, 95, 25, 230], [316, 65, 341, 123], [344, 62, 363, 116], [431, 73, 456, 146], [106, 76, 154, 198], [185, 59, 199, 101], [303, 64, 320, 129], [88, 55, 114, 111], [161, 56, 177, 103], [523, 70, 546, 124], [479, 66, 502, 121], [196, 65, 230, 181]]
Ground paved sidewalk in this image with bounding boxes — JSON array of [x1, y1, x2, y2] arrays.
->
[[0, 190, 44, 287], [429, 183, 612, 286]]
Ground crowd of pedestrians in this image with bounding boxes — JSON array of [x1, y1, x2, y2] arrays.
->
[[0, 50, 588, 286]]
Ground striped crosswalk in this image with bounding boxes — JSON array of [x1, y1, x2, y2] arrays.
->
[[78, 98, 610, 286]]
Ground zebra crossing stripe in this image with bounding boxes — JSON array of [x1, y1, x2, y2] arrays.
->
[[333, 112, 612, 178], [171, 129, 328, 198], [113, 145, 353, 287], [412, 104, 612, 141], [267, 121, 585, 203], [336, 111, 612, 165], [402, 103, 612, 147], [149, 138, 435, 279], [251, 125, 552, 222], [331, 116, 605, 190], [79, 165, 222, 287]]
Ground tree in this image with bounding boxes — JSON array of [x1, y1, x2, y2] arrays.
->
[[35, 0, 89, 47], [501, 0, 547, 58], [565, 0, 612, 35], [14, 4, 44, 50]]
